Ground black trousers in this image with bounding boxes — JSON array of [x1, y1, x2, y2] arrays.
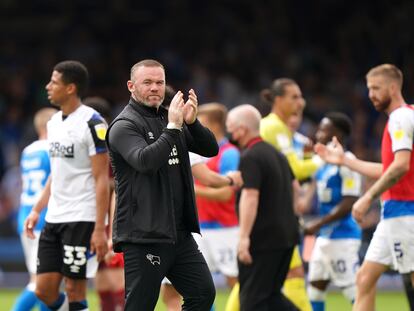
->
[[121, 231, 215, 311], [238, 247, 299, 311]]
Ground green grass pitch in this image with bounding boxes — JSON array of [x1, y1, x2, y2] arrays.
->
[[0, 288, 409, 310]]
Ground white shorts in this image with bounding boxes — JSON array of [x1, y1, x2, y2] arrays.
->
[[308, 237, 360, 287], [20, 231, 41, 275], [193, 226, 239, 278], [364, 216, 414, 273]]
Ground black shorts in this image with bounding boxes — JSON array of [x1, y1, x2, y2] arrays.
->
[[37, 221, 97, 279]]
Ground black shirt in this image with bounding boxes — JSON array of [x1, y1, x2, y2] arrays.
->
[[239, 139, 299, 251]]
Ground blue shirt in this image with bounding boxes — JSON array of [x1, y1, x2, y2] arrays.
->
[[17, 140, 50, 233], [315, 152, 362, 239]]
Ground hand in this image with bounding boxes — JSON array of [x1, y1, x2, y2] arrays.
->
[[24, 211, 39, 240], [352, 193, 372, 225], [104, 250, 116, 264], [238, 237, 253, 265], [104, 239, 115, 264], [314, 136, 345, 165], [168, 91, 184, 127], [304, 219, 321, 235], [226, 171, 243, 188], [295, 197, 307, 216], [183, 89, 198, 124], [90, 228, 108, 262]]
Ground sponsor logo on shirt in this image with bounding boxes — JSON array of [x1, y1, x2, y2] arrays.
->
[[49, 142, 75, 158], [169, 145, 180, 165]]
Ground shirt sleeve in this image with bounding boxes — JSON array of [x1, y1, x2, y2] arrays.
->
[[219, 148, 240, 174], [261, 119, 319, 181], [184, 119, 219, 158], [108, 119, 180, 173], [189, 152, 207, 167], [240, 154, 262, 190], [284, 151, 319, 181], [260, 122, 287, 152], [388, 107, 414, 152], [339, 165, 362, 197], [86, 113, 108, 156]]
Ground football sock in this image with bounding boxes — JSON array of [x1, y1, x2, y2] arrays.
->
[[284, 277, 312, 311], [224, 282, 239, 311], [69, 300, 88, 311], [308, 285, 326, 311], [48, 293, 68, 311], [11, 284, 38, 311]]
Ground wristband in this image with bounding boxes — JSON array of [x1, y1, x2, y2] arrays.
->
[[167, 122, 183, 131]]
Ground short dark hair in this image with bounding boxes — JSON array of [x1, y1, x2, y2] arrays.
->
[[54, 60, 89, 98], [325, 112, 352, 137], [260, 78, 297, 104]]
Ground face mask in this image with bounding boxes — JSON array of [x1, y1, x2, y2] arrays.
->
[[226, 133, 240, 149]]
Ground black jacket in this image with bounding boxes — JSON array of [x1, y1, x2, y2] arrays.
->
[[106, 99, 218, 251]]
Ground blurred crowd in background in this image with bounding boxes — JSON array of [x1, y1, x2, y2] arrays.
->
[[1, 0, 414, 239]]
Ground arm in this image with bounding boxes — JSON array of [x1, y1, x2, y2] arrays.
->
[[352, 150, 411, 223], [292, 179, 302, 215], [191, 162, 235, 187], [108, 190, 115, 245], [366, 150, 410, 199], [108, 119, 181, 173], [104, 190, 116, 263], [184, 119, 219, 158], [342, 157, 382, 180], [305, 196, 358, 235], [194, 184, 233, 201], [182, 89, 218, 157], [89, 153, 110, 262], [285, 151, 321, 181], [238, 188, 259, 265], [24, 175, 51, 239], [261, 123, 319, 181], [296, 180, 316, 215], [315, 137, 382, 179]]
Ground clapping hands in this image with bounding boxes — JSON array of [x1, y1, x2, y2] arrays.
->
[[168, 89, 199, 127]]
